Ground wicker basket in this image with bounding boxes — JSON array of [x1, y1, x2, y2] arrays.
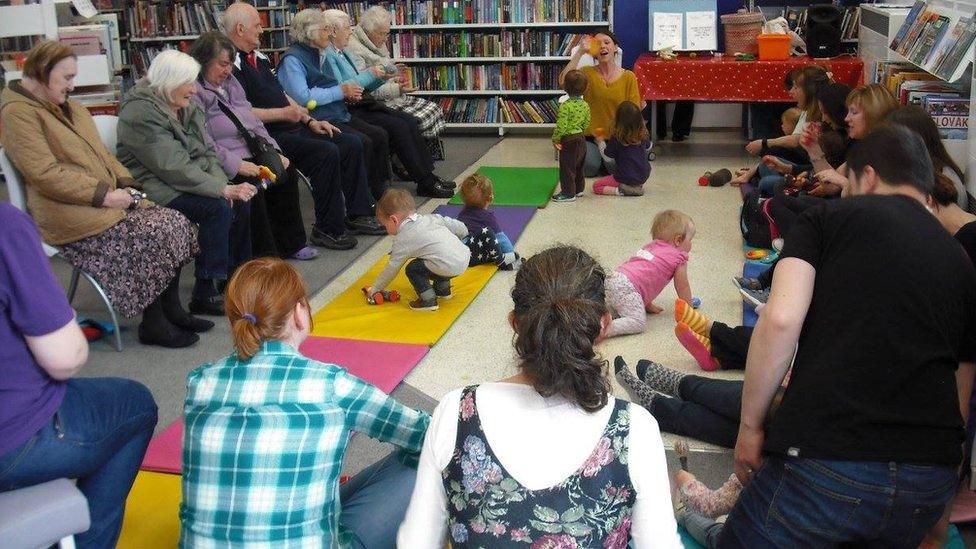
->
[[720, 11, 765, 55]]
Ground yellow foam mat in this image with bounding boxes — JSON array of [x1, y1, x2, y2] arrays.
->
[[117, 471, 181, 549], [311, 257, 497, 345]]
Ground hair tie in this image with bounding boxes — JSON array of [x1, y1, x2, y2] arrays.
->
[[241, 313, 258, 325]]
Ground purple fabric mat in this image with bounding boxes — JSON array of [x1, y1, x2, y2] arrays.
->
[[433, 205, 537, 243]]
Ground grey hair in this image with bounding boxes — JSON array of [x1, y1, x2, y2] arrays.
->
[[290, 8, 326, 45], [322, 8, 351, 32], [220, 2, 253, 36], [359, 6, 393, 33], [146, 49, 200, 105]]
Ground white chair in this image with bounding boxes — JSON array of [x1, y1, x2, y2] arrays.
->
[[0, 478, 90, 549], [91, 115, 118, 155], [0, 149, 123, 351]]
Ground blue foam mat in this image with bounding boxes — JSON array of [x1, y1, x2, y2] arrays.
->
[[742, 261, 772, 327]]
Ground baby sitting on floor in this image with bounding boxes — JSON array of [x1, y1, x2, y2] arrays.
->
[[369, 189, 470, 311], [604, 209, 696, 337], [456, 173, 522, 270]]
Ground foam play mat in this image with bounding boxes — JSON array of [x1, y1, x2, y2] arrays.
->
[[448, 166, 559, 208], [433, 204, 537, 244], [742, 261, 771, 328], [117, 471, 181, 548], [310, 258, 497, 345], [142, 337, 429, 474]]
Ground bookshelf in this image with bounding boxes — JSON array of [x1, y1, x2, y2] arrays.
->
[[327, 0, 613, 134]]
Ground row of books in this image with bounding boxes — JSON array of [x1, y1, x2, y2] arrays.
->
[[402, 62, 562, 91], [391, 31, 585, 58], [260, 7, 296, 28], [388, 0, 609, 25], [260, 30, 290, 49], [131, 41, 194, 74], [127, 1, 225, 38], [889, 0, 976, 80], [436, 96, 558, 123], [876, 61, 969, 140]]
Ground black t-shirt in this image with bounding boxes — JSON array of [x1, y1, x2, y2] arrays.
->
[[955, 220, 976, 269], [765, 195, 976, 465]]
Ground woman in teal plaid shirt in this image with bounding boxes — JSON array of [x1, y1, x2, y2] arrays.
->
[[179, 257, 430, 548]]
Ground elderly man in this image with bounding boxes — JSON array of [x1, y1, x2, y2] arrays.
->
[[219, 2, 384, 245], [721, 125, 976, 547]]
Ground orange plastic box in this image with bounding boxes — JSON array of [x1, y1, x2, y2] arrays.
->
[[757, 34, 791, 60]]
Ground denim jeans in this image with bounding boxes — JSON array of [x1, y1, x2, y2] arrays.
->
[[167, 193, 251, 280], [405, 258, 450, 300], [679, 509, 723, 549], [719, 456, 958, 548], [757, 163, 787, 198], [339, 452, 418, 549], [584, 139, 617, 178], [0, 378, 158, 549]]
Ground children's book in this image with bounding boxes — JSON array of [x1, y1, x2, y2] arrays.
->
[[934, 13, 976, 80], [891, 0, 927, 50], [922, 97, 970, 139]]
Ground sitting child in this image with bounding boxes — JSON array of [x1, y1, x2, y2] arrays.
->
[[729, 107, 804, 190], [370, 189, 470, 311], [781, 106, 802, 136], [593, 101, 652, 196], [605, 210, 695, 337], [457, 174, 522, 270], [551, 69, 590, 203]]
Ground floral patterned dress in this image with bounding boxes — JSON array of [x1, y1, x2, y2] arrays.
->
[[443, 385, 636, 548]]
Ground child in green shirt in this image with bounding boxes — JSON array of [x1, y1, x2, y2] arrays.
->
[[552, 70, 590, 202]]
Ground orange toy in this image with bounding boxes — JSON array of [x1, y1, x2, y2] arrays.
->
[[745, 249, 768, 260], [587, 36, 601, 57], [592, 127, 608, 139], [362, 287, 401, 305]]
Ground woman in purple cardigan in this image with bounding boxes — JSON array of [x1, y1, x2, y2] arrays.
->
[[189, 32, 357, 256]]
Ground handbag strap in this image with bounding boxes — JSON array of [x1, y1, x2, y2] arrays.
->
[[213, 94, 253, 139]]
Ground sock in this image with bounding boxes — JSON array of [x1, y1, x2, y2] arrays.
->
[[635, 359, 686, 396], [675, 298, 710, 336], [613, 357, 659, 408], [675, 322, 720, 372]]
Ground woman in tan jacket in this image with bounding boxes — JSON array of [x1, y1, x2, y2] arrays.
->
[[0, 41, 206, 348]]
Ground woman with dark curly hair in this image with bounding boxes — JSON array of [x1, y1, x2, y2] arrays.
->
[[398, 246, 680, 548]]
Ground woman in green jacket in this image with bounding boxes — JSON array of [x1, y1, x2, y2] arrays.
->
[[117, 50, 257, 317]]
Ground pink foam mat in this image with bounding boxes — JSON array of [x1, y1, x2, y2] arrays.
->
[[140, 337, 430, 474]]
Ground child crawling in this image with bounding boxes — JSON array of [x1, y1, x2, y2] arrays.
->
[[369, 189, 470, 311]]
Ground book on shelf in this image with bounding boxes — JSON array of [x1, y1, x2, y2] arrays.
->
[[70, 13, 124, 69], [889, 1, 976, 80], [387, 0, 608, 26], [127, 0, 225, 38], [393, 31, 585, 58], [922, 97, 970, 139], [402, 62, 561, 91]]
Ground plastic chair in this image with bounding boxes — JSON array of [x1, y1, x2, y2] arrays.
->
[[0, 149, 123, 351], [0, 478, 91, 549], [91, 115, 118, 155]]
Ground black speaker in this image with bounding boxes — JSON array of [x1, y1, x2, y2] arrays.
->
[[805, 4, 843, 58]]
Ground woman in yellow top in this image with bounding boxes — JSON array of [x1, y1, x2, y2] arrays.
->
[[560, 31, 643, 177]]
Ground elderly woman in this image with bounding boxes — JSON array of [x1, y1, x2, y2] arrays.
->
[[561, 31, 643, 177], [117, 50, 257, 317], [346, 6, 446, 159], [1, 41, 204, 348], [188, 32, 365, 254], [277, 8, 453, 199]]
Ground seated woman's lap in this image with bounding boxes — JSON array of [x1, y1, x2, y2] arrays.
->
[[339, 452, 417, 549]]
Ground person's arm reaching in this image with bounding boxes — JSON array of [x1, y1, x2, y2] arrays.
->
[[334, 368, 430, 456], [559, 38, 589, 85], [672, 264, 693, 304], [431, 214, 469, 239], [371, 238, 409, 292], [735, 257, 816, 484], [957, 363, 975, 425]]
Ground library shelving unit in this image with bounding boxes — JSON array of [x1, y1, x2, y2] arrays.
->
[[329, 0, 614, 135]]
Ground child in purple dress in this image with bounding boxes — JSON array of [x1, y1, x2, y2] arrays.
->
[[593, 101, 652, 196]]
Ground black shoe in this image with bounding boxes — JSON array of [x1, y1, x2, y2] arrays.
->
[[672, 134, 688, 142], [417, 182, 454, 199], [434, 286, 453, 299], [189, 295, 226, 316], [167, 312, 214, 333], [436, 177, 457, 189], [346, 216, 386, 236], [310, 227, 358, 250], [138, 321, 199, 348], [409, 297, 439, 311]]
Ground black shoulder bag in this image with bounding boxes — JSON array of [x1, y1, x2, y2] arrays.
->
[[214, 98, 286, 185]]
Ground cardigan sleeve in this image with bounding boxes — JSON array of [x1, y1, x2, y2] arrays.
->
[[1, 103, 108, 207], [345, 44, 400, 100], [277, 56, 344, 107]]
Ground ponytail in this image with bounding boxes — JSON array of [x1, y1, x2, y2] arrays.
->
[[224, 257, 310, 361], [511, 246, 610, 412]]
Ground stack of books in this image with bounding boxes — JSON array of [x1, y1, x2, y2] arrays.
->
[[438, 97, 499, 123], [127, 0, 225, 38], [889, 0, 976, 80], [403, 62, 561, 91], [391, 0, 608, 25], [876, 60, 969, 139], [393, 31, 584, 58], [499, 97, 558, 123]]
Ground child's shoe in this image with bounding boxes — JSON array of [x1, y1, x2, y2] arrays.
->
[[551, 193, 577, 203], [409, 297, 439, 311], [434, 286, 453, 300], [575, 190, 585, 198]]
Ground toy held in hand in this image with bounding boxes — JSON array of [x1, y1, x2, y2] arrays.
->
[[306, 100, 317, 110], [383, 63, 397, 75], [587, 36, 601, 57], [592, 127, 608, 139], [256, 165, 276, 190], [362, 287, 400, 305]]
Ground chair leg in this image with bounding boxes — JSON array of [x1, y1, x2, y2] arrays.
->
[[59, 535, 76, 549], [67, 267, 81, 304], [80, 271, 123, 352]]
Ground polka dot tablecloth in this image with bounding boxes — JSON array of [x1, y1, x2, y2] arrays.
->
[[634, 54, 864, 102]]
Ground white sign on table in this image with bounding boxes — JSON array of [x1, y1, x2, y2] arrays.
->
[[686, 10, 718, 50], [653, 12, 684, 50]]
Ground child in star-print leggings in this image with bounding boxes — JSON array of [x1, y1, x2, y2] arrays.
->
[[465, 227, 506, 267], [456, 174, 523, 270]]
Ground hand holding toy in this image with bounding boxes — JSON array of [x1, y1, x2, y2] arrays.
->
[[256, 165, 276, 190], [362, 287, 400, 305]]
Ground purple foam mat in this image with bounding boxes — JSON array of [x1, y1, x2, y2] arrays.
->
[[433, 205, 537, 244]]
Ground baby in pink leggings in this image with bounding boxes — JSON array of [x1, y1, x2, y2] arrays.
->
[[604, 210, 695, 337]]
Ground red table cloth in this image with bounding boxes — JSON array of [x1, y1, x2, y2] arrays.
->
[[634, 54, 864, 102]]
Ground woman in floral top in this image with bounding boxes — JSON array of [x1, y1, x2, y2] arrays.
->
[[398, 246, 680, 548], [180, 257, 430, 548]]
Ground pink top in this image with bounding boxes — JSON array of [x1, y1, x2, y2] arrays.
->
[[616, 240, 689, 306]]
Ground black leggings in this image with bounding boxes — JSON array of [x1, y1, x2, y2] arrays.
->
[[768, 194, 824, 239], [350, 105, 436, 188], [650, 375, 744, 448]]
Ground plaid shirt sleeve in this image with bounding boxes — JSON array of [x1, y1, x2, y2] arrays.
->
[[333, 369, 431, 456]]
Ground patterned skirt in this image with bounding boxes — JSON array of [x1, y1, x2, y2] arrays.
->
[[387, 95, 446, 138], [59, 206, 198, 318]]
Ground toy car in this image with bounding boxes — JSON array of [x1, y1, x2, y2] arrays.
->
[[362, 287, 400, 305]]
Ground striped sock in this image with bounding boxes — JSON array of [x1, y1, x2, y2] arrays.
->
[[675, 299, 710, 337], [675, 322, 720, 372]]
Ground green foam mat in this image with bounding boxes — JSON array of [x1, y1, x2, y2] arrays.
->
[[449, 166, 559, 208]]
